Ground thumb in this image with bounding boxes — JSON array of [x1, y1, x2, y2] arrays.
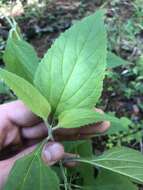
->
[[42, 142, 65, 165], [9, 142, 64, 166], [11, 142, 65, 166]]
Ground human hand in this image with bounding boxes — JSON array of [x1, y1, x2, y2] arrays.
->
[[0, 100, 110, 189]]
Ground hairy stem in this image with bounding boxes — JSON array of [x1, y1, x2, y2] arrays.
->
[[59, 161, 69, 190], [44, 119, 54, 141], [44, 120, 69, 190]]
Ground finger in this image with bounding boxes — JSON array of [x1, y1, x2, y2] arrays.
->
[[78, 121, 110, 135], [12, 142, 77, 167], [94, 108, 104, 114], [2, 100, 41, 127], [21, 119, 109, 141], [11, 145, 37, 162], [63, 153, 79, 167], [0, 117, 10, 149], [75, 122, 110, 140], [42, 142, 65, 166], [42, 142, 78, 167], [54, 128, 80, 140], [54, 121, 110, 141], [79, 107, 109, 134], [0, 126, 6, 150], [54, 108, 110, 141], [0, 121, 21, 149], [21, 123, 48, 139], [4, 125, 22, 147], [21, 119, 109, 140]]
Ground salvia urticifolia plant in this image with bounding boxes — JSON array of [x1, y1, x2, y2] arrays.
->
[[1, 10, 143, 190]]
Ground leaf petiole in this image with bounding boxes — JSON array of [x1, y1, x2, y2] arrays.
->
[[44, 119, 54, 141], [52, 125, 60, 131], [4, 16, 21, 40]]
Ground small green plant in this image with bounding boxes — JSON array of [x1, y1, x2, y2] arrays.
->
[[1, 10, 143, 190]]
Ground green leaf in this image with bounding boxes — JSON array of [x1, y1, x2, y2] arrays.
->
[[107, 116, 131, 135], [58, 108, 131, 129], [34, 10, 107, 117], [85, 170, 138, 190], [0, 80, 10, 94], [76, 140, 95, 186], [3, 27, 39, 83], [0, 69, 51, 119], [79, 147, 143, 183], [107, 52, 131, 69], [4, 147, 60, 190], [64, 140, 95, 188]]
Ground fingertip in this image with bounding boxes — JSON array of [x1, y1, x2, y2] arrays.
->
[[63, 153, 79, 168], [99, 121, 110, 133], [21, 123, 48, 139], [42, 142, 64, 166], [94, 108, 104, 114], [94, 108, 110, 132]]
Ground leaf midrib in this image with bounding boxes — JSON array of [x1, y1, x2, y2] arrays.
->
[[52, 21, 96, 117], [17, 150, 39, 190], [15, 43, 33, 81], [79, 159, 143, 183], [89, 158, 143, 164]]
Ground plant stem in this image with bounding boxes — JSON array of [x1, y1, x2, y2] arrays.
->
[[44, 119, 54, 141], [70, 184, 83, 189], [4, 16, 13, 28], [4, 15, 21, 40], [59, 161, 68, 190], [52, 125, 60, 131], [43, 120, 71, 190]]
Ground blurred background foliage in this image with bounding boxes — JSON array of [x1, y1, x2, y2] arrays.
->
[[0, 0, 143, 156]]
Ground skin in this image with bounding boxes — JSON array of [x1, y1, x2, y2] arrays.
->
[[0, 100, 110, 189]]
